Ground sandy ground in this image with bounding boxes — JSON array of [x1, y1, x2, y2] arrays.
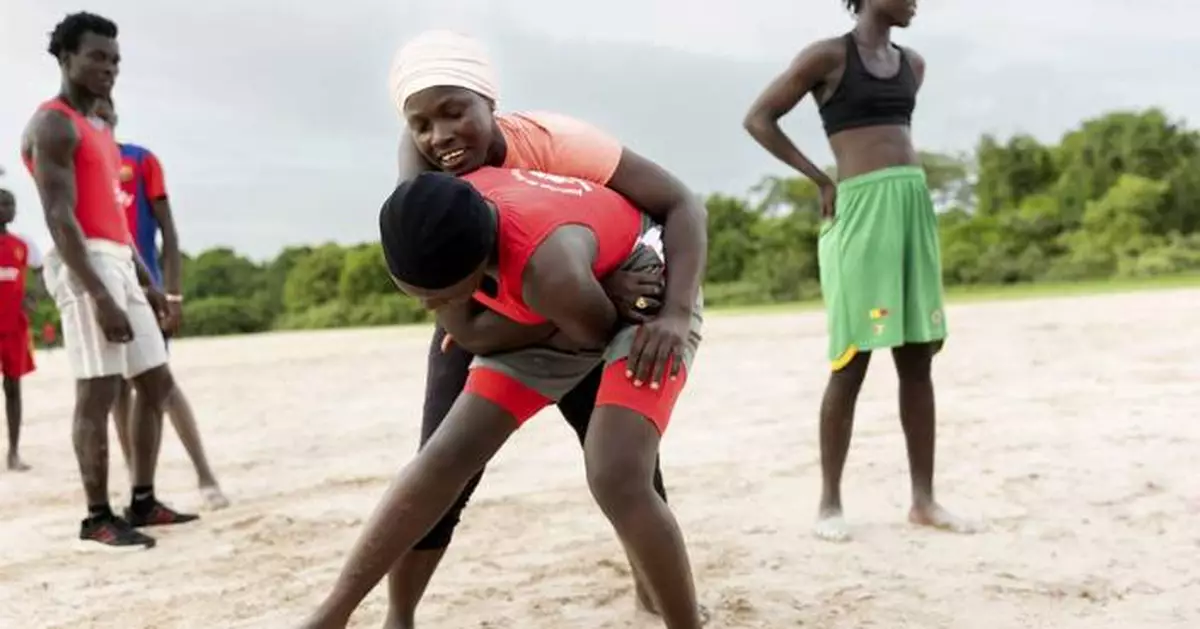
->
[[1, 288, 1198, 629]]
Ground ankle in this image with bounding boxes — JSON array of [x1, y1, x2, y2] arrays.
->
[[131, 485, 156, 510], [87, 503, 115, 521], [818, 491, 842, 513], [911, 490, 935, 509]]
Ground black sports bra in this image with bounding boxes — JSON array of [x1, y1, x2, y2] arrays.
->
[[818, 33, 917, 136]]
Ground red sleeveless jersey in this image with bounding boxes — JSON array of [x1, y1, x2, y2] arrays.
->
[[22, 99, 131, 245], [462, 167, 643, 325], [0, 233, 31, 332]]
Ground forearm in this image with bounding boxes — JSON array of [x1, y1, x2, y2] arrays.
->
[[659, 198, 707, 316], [161, 232, 181, 295], [46, 215, 108, 299], [744, 119, 832, 185], [317, 458, 480, 623], [436, 302, 555, 355], [130, 247, 153, 287]]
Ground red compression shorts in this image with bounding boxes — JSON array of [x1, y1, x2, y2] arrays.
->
[[463, 357, 687, 434]]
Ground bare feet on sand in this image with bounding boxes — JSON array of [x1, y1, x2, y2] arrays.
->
[[909, 501, 978, 534], [813, 506, 852, 543], [200, 485, 230, 510], [7, 452, 30, 472]]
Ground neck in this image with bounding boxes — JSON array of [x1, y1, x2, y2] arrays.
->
[[487, 121, 507, 167], [0, 225, 9, 235], [59, 80, 97, 116], [854, 13, 892, 48]]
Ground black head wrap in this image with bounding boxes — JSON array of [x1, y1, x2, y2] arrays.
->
[[379, 172, 494, 289]]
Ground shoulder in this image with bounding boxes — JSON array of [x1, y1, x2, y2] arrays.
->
[[31, 107, 77, 146], [902, 46, 921, 67], [527, 226, 593, 281], [500, 111, 616, 148], [501, 110, 592, 134], [900, 45, 925, 84], [797, 36, 847, 68], [499, 111, 623, 184], [121, 143, 154, 159], [901, 46, 925, 71]]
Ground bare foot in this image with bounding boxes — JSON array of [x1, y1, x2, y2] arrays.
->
[[909, 502, 977, 534], [6, 452, 30, 472], [200, 485, 230, 510], [813, 507, 852, 543]]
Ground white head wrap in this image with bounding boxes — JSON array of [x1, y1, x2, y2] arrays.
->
[[389, 30, 499, 117]]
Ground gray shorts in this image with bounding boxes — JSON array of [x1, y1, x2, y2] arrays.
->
[[471, 224, 704, 405], [43, 240, 168, 380]]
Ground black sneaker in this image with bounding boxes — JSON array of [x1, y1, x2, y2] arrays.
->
[[124, 501, 200, 528], [78, 515, 156, 550]]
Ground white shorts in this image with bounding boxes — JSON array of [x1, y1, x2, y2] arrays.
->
[[43, 240, 168, 380]]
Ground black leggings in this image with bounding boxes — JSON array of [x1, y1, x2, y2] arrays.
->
[[414, 325, 669, 550]]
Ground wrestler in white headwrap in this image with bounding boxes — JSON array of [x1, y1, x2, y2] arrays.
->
[[389, 30, 500, 117]]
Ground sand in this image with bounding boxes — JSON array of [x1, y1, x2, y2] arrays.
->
[[1, 288, 1198, 629]]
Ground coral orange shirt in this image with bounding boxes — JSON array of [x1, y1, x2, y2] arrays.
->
[[496, 112, 623, 185]]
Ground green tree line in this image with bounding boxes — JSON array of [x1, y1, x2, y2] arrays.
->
[[26, 108, 1200, 341]]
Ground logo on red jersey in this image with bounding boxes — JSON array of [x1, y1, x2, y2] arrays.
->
[[120, 164, 134, 182], [510, 169, 594, 197], [114, 181, 134, 210]]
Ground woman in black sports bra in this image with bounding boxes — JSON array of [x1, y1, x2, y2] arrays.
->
[[744, 0, 975, 543]]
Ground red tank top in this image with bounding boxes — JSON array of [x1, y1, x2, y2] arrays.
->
[[22, 99, 131, 245], [0, 233, 30, 333], [462, 167, 643, 325]]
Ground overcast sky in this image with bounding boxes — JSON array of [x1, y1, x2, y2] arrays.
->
[[1, 0, 1195, 259]]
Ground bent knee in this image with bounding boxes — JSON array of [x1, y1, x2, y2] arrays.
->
[[587, 457, 657, 516], [131, 365, 175, 407]]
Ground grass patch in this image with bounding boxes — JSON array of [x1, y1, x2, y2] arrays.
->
[[709, 272, 1200, 316]]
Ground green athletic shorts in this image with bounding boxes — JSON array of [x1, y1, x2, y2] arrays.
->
[[817, 165, 947, 370]]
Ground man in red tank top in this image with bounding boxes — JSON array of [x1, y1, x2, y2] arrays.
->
[[0, 189, 40, 472], [19, 12, 198, 550], [300, 169, 705, 629]]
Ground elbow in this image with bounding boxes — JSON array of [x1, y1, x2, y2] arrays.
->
[[742, 111, 762, 135], [454, 334, 495, 355], [742, 111, 774, 140]]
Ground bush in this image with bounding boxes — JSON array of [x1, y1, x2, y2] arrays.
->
[[339, 243, 394, 303], [703, 281, 772, 307], [182, 296, 273, 337], [282, 244, 347, 312], [274, 294, 428, 331]]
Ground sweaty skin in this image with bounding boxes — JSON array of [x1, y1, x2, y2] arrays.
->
[[387, 87, 706, 626], [399, 88, 707, 382], [744, 0, 973, 542], [303, 217, 702, 629]]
